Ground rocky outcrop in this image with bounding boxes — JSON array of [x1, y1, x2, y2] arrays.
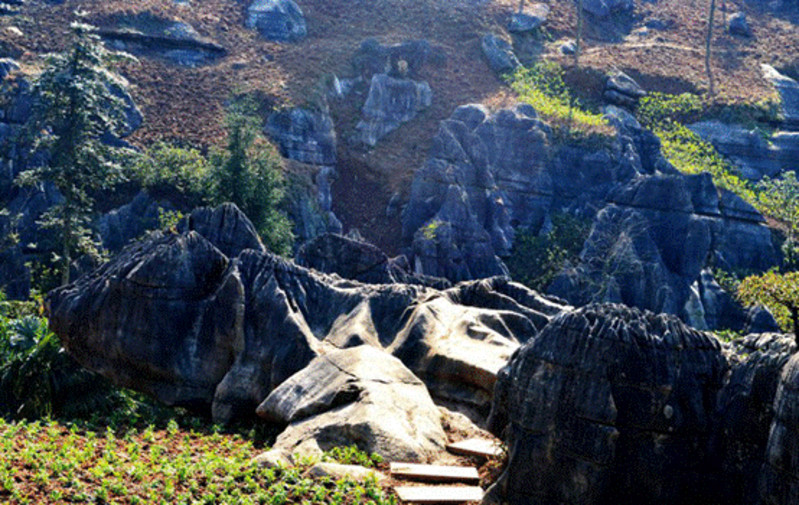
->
[[246, 0, 307, 42], [258, 346, 447, 462], [177, 203, 265, 257], [487, 307, 798, 505], [488, 304, 729, 505], [763, 64, 799, 131], [481, 34, 520, 74], [296, 233, 450, 288], [689, 121, 786, 181], [401, 103, 779, 331], [265, 108, 337, 166], [285, 164, 344, 244], [716, 334, 796, 505], [48, 204, 566, 428], [508, 4, 550, 33], [582, 0, 634, 19], [356, 73, 432, 146], [760, 350, 799, 504], [351, 39, 443, 80], [604, 71, 646, 107], [100, 15, 226, 66], [729, 12, 752, 37], [98, 191, 175, 252]]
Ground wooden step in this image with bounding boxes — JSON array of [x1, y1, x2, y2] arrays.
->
[[390, 463, 480, 484], [394, 485, 484, 504], [446, 438, 504, 459]]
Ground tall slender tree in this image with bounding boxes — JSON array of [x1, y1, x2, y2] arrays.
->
[[17, 22, 134, 285], [705, 0, 717, 96]]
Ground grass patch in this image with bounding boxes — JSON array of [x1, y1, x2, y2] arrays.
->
[[0, 418, 396, 505], [509, 62, 614, 145], [637, 92, 768, 213]]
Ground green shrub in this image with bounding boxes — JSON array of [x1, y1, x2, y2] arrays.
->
[[132, 142, 213, 204], [509, 62, 612, 144], [506, 213, 591, 292]]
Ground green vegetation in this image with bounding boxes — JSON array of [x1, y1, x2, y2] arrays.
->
[[509, 62, 612, 143], [15, 22, 135, 285], [0, 418, 396, 505], [132, 142, 212, 205], [505, 213, 591, 292], [756, 172, 799, 270], [636, 92, 777, 214], [209, 101, 294, 256], [738, 270, 799, 340]]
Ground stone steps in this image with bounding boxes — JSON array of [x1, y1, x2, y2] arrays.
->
[[391, 438, 502, 503]]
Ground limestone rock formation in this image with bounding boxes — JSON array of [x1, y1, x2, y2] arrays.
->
[[351, 39, 443, 80], [487, 304, 730, 505], [257, 346, 447, 462], [47, 204, 566, 429], [246, 0, 307, 42], [604, 71, 646, 107], [265, 108, 337, 166], [581, 0, 634, 19], [763, 64, 799, 130], [401, 103, 779, 331], [481, 34, 520, 74], [99, 15, 226, 66], [356, 73, 432, 146], [508, 4, 550, 33], [296, 232, 450, 288]]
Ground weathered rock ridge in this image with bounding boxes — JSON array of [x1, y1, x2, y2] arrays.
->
[[401, 103, 780, 331], [487, 305, 799, 505], [47, 204, 565, 454]]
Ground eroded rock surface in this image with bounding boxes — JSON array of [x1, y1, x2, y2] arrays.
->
[[356, 73, 432, 146], [488, 306, 799, 505], [488, 304, 729, 505], [48, 204, 566, 429], [401, 103, 779, 331]]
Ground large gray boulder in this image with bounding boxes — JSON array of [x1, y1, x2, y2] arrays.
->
[[265, 108, 336, 166], [258, 346, 447, 462], [351, 39, 443, 80], [487, 304, 730, 505], [356, 73, 432, 146], [99, 16, 226, 67], [246, 0, 307, 42], [481, 34, 520, 74], [488, 305, 799, 505]]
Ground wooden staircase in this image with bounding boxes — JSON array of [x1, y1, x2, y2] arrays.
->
[[390, 438, 503, 504]]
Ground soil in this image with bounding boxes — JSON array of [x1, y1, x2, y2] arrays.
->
[[2, 0, 797, 250]]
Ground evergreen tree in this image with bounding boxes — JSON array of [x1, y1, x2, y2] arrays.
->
[[17, 22, 134, 285], [211, 102, 294, 256]]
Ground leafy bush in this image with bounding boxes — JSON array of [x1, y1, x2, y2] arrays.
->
[[131, 142, 212, 204], [505, 213, 591, 292], [509, 62, 612, 143], [738, 269, 799, 338]]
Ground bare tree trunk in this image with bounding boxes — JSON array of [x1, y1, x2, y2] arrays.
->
[[792, 307, 799, 347], [518, 0, 524, 14], [705, 0, 716, 96], [569, 0, 584, 133], [61, 207, 71, 286]]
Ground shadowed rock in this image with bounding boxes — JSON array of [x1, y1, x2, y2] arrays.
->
[[488, 304, 729, 505]]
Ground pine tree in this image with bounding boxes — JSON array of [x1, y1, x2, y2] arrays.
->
[[211, 101, 294, 256], [17, 22, 134, 285]]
